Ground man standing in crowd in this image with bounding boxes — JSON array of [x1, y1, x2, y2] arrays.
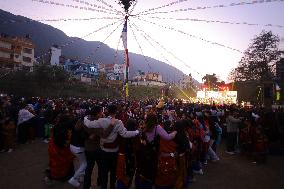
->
[[82, 106, 117, 189], [84, 104, 139, 189], [226, 109, 241, 154]]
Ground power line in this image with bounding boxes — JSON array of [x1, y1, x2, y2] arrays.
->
[[128, 22, 152, 71], [84, 20, 124, 63], [31, 0, 122, 15], [134, 0, 189, 16], [146, 16, 284, 29], [36, 19, 122, 60], [0, 16, 121, 25], [136, 17, 243, 53], [137, 0, 284, 16]]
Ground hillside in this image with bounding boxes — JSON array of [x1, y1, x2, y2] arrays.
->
[[0, 9, 199, 83]]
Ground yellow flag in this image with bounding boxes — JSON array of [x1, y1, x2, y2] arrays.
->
[[276, 91, 280, 101], [125, 83, 129, 97]]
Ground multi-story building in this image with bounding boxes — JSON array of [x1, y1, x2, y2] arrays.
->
[[50, 45, 61, 66], [0, 35, 35, 70], [179, 74, 193, 89], [104, 64, 115, 74], [133, 72, 163, 82], [132, 72, 166, 86], [64, 59, 99, 79], [113, 64, 125, 74]]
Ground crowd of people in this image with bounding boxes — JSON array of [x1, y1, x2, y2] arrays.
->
[[1, 94, 284, 189]]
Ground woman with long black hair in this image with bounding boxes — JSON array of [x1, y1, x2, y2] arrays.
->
[[135, 113, 177, 189]]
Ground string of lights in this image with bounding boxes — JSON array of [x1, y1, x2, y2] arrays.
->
[[128, 22, 152, 71], [131, 22, 203, 79], [83, 21, 124, 63], [0, 16, 121, 25], [36, 19, 122, 60], [31, 0, 122, 15], [134, 0, 189, 16], [136, 17, 243, 53], [146, 16, 284, 29], [72, 0, 123, 14], [136, 0, 284, 16]]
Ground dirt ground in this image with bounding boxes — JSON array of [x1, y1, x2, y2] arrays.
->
[[0, 140, 284, 189]]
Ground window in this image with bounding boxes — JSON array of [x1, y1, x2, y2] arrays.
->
[[23, 48, 32, 54], [0, 41, 11, 49], [23, 56, 32, 63], [10, 54, 13, 59]]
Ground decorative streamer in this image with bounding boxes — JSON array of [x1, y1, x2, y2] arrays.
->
[[72, 0, 120, 13], [72, 0, 123, 14], [36, 19, 122, 60], [129, 0, 138, 14], [135, 0, 189, 16], [31, 0, 122, 15], [131, 22, 202, 79], [113, 37, 122, 64], [132, 22, 199, 91], [146, 16, 284, 29], [136, 0, 284, 16], [136, 17, 243, 53], [0, 16, 121, 25], [128, 23, 152, 71], [84, 20, 124, 63]]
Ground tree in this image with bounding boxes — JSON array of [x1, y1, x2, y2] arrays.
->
[[230, 31, 280, 82], [202, 73, 218, 90]]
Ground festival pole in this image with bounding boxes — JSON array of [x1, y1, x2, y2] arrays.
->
[[119, 0, 136, 101], [121, 16, 129, 100]]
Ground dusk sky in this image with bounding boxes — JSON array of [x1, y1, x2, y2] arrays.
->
[[1, 0, 284, 82]]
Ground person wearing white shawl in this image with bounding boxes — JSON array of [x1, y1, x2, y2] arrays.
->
[[17, 105, 35, 144]]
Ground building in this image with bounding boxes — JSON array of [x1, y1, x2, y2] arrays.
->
[[132, 72, 166, 86], [133, 72, 163, 82], [50, 45, 61, 66], [64, 59, 99, 79], [0, 34, 35, 70], [104, 64, 115, 74], [97, 63, 105, 73], [113, 64, 125, 74], [179, 74, 193, 89]]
